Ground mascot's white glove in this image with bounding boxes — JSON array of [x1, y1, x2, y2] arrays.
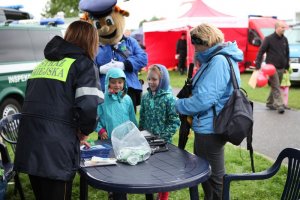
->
[[99, 60, 125, 74], [110, 60, 125, 70], [99, 60, 114, 74]]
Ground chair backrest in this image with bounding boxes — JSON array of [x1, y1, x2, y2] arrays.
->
[[222, 148, 300, 200], [0, 113, 22, 154], [279, 148, 300, 200]]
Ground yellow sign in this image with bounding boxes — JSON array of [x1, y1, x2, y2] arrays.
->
[[29, 58, 75, 82]]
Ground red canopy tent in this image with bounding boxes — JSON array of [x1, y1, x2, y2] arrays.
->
[[143, 0, 248, 71]]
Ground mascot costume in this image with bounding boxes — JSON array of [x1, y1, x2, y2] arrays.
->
[[79, 0, 148, 112]]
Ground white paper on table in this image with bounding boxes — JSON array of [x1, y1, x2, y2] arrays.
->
[[82, 156, 117, 167]]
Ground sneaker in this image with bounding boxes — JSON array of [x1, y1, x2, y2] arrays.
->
[[277, 106, 285, 114], [283, 105, 291, 110], [266, 104, 276, 110]]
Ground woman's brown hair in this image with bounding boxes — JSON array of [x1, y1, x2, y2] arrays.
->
[[64, 20, 99, 60]]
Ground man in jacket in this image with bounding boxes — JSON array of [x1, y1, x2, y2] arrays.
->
[[176, 32, 187, 75], [255, 21, 289, 114]]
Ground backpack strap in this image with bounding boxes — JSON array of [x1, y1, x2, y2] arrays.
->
[[212, 54, 234, 124], [212, 54, 239, 118], [191, 64, 209, 89], [212, 54, 255, 173], [192, 51, 222, 89]]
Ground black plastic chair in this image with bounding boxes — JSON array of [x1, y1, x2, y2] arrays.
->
[[0, 113, 25, 200], [222, 148, 300, 200]]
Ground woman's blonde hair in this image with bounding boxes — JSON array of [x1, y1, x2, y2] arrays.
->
[[64, 20, 99, 59], [190, 23, 224, 47]]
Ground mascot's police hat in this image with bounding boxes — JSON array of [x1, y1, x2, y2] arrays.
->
[[79, 0, 117, 18]]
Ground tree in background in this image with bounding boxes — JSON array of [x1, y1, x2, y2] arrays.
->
[[139, 16, 161, 27], [42, 0, 163, 25], [42, 0, 79, 18]]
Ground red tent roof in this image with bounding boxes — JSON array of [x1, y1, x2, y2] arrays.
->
[[179, 0, 231, 18]]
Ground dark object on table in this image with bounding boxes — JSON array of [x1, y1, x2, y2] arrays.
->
[[146, 136, 169, 154], [223, 148, 300, 200]]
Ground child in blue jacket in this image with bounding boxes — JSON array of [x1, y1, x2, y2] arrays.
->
[[95, 68, 137, 139], [139, 64, 180, 200]]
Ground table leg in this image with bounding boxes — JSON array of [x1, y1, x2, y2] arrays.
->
[[189, 186, 199, 200], [145, 193, 154, 200], [112, 192, 127, 200], [80, 175, 88, 200]]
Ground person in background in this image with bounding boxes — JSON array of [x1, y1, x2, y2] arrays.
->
[[176, 32, 187, 75], [255, 21, 289, 114], [95, 67, 137, 140], [137, 39, 146, 50], [175, 23, 243, 200], [124, 29, 131, 37], [139, 64, 180, 200], [14, 20, 103, 200], [280, 67, 292, 109]]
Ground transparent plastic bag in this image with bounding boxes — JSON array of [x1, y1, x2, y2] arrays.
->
[[111, 121, 151, 165]]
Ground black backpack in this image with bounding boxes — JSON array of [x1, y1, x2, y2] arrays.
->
[[213, 55, 255, 172]]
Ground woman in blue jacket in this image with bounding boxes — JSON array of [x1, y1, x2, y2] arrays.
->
[[175, 23, 243, 200]]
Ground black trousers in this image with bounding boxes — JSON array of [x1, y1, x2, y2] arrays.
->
[[194, 133, 226, 200], [178, 54, 187, 74], [127, 87, 142, 113], [29, 175, 73, 200]]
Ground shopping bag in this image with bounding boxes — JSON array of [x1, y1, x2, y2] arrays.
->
[[111, 121, 151, 165], [248, 70, 258, 88]]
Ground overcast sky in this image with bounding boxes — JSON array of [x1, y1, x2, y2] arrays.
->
[[118, 0, 299, 29], [1, 0, 299, 29]]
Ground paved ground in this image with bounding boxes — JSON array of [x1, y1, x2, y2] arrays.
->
[[250, 102, 300, 160], [142, 84, 300, 161]]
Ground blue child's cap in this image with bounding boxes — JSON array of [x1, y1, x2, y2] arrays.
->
[[79, 0, 117, 18]]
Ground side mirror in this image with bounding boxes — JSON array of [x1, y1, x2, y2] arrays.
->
[[252, 38, 262, 46]]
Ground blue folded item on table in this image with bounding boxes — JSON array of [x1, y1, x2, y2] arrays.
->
[[80, 144, 112, 158]]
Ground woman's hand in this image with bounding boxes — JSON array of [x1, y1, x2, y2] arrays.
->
[[77, 131, 91, 148]]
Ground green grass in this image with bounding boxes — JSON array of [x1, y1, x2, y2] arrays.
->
[[140, 70, 300, 109], [6, 70, 296, 199]]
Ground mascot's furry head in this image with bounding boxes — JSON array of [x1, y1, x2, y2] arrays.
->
[[79, 0, 129, 45]]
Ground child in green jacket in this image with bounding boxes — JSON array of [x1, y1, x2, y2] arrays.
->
[[139, 64, 180, 200]]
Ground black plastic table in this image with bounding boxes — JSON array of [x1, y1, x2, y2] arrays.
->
[[79, 141, 211, 200]]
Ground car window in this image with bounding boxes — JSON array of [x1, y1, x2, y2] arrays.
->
[[285, 27, 300, 44], [0, 8, 30, 22], [2, 9, 30, 21], [0, 29, 35, 63], [29, 29, 62, 60]]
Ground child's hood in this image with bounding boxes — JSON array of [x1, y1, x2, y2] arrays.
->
[[155, 64, 170, 91], [105, 68, 127, 92]]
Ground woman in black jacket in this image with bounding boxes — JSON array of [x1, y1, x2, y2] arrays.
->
[[14, 21, 103, 200]]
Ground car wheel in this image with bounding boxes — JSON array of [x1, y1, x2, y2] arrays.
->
[[0, 98, 21, 119]]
